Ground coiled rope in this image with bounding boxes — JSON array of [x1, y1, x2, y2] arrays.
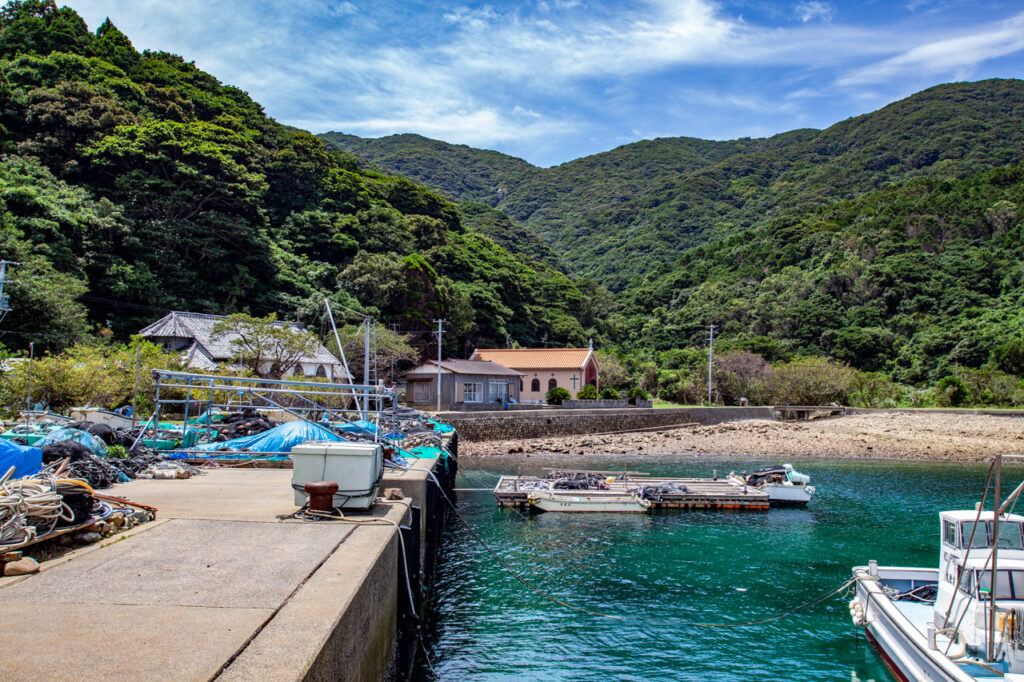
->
[[0, 466, 86, 546]]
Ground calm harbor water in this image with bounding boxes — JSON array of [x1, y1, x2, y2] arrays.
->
[[413, 455, 1010, 681]]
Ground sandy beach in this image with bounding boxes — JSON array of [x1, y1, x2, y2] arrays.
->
[[463, 412, 1024, 461]]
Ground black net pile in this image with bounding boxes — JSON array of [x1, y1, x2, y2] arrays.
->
[[547, 472, 611, 490], [40, 440, 172, 489], [213, 410, 278, 441], [66, 421, 135, 448], [640, 482, 692, 500], [41, 441, 123, 488]]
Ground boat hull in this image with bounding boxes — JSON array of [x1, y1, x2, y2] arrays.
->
[[762, 484, 814, 506], [852, 566, 974, 682], [528, 494, 650, 513]]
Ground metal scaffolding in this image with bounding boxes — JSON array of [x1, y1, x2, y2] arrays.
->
[[145, 370, 400, 445]]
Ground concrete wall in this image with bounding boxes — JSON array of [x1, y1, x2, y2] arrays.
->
[[436, 406, 774, 441]]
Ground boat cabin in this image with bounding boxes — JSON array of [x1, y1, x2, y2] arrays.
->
[[936, 511, 1024, 647]]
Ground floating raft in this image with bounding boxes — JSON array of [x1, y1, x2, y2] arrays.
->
[[494, 474, 770, 511]]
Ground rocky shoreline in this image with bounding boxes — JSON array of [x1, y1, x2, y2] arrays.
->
[[462, 412, 1024, 462]]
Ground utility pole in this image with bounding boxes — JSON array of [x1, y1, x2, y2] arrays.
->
[[0, 260, 19, 325], [26, 341, 34, 412], [433, 319, 444, 412], [707, 324, 716, 406], [363, 316, 371, 418], [131, 344, 141, 429], [952, 338, 968, 380]]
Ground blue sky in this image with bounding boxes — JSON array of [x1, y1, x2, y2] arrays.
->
[[64, 0, 1024, 167]]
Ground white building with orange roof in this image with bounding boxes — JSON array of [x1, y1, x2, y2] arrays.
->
[[469, 346, 599, 402]]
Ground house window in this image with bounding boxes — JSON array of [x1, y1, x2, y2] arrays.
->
[[316, 364, 327, 378], [520, 379, 524, 392], [548, 378, 558, 390], [531, 378, 540, 392], [463, 382, 482, 403], [490, 381, 509, 402]]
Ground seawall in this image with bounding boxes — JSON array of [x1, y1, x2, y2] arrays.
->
[[0, 458, 453, 682], [435, 407, 775, 441]]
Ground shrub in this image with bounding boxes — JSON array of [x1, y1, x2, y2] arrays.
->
[[546, 387, 571, 405], [576, 384, 599, 400], [599, 388, 620, 399], [768, 356, 854, 405], [935, 376, 968, 407], [627, 387, 649, 404]]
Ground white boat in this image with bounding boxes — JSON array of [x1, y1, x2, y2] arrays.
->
[[727, 464, 815, 506], [850, 457, 1024, 680], [527, 490, 651, 513]]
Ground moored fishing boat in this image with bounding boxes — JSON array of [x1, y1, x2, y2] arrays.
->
[[727, 464, 815, 506], [527, 490, 651, 513], [850, 455, 1024, 680]]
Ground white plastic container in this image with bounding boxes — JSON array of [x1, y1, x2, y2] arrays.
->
[[290, 441, 383, 510]]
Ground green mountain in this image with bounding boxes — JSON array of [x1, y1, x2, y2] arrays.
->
[[621, 165, 1024, 382], [0, 0, 604, 353], [321, 80, 1024, 292]]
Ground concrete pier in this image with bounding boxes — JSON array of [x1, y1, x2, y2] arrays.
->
[[0, 461, 446, 681]]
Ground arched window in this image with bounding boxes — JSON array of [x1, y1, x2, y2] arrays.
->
[[316, 364, 327, 377], [548, 378, 558, 390], [531, 378, 540, 392]]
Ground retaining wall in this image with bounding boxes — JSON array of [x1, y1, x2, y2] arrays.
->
[[435, 407, 774, 441]]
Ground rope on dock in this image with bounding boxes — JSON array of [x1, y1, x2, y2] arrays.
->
[[424, 468, 861, 627]]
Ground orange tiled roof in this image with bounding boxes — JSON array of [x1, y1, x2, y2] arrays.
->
[[470, 348, 593, 370]]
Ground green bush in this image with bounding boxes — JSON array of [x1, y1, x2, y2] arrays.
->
[[627, 387, 650, 404], [599, 388, 620, 399], [576, 384, 599, 400], [546, 387, 571, 405], [935, 376, 968, 407]]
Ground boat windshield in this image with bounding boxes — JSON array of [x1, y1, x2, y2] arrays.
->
[[960, 521, 1024, 550], [976, 569, 1024, 600]]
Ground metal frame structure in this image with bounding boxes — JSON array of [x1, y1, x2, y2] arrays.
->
[[143, 370, 400, 447]]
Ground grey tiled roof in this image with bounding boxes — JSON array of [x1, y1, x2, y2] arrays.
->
[[405, 358, 524, 377], [140, 311, 345, 372]]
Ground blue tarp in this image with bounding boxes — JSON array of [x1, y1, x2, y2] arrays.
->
[[337, 420, 377, 435], [426, 419, 455, 434], [35, 428, 109, 457], [0, 439, 42, 478], [188, 420, 343, 454]]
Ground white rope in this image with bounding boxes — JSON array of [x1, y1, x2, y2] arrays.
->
[[0, 472, 73, 545]]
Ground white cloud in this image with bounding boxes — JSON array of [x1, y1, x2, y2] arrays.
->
[[59, 0, 1024, 162], [795, 1, 835, 24], [838, 11, 1024, 85]]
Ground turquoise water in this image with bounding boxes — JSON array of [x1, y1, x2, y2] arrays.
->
[[413, 455, 1012, 681]]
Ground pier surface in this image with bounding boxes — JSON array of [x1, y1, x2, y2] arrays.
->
[[0, 466, 425, 681]]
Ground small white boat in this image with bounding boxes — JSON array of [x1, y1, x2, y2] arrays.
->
[[727, 464, 815, 506], [850, 457, 1024, 680], [527, 490, 651, 513]]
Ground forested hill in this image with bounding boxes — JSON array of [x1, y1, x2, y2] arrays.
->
[[0, 1, 608, 354], [322, 79, 1024, 291]]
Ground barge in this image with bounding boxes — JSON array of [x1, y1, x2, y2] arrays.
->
[[494, 470, 771, 511]]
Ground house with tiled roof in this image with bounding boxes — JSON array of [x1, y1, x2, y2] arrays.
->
[[469, 347, 599, 401], [139, 311, 349, 381], [402, 358, 523, 410]]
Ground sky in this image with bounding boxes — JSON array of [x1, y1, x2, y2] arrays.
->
[[63, 0, 1024, 167]]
